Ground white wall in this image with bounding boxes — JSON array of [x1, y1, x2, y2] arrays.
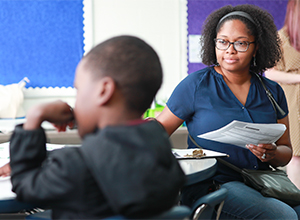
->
[[90, 0, 188, 101]]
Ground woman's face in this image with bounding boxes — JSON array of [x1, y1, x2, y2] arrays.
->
[[215, 19, 257, 74]]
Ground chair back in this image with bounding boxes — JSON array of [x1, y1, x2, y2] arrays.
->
[[25, 205, 191, 220], [25, 209, 51, 220], [105, 205, 191, 220], [190, 188, 228, 220]]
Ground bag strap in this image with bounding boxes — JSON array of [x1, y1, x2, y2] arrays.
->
[[254, 73, 286, 117], [188, 134, 242, 173]]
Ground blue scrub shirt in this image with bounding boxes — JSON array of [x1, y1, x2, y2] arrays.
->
[[167, 67, 288, 183]]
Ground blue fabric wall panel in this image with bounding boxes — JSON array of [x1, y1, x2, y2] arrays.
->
[[0, 0, 84, 88]]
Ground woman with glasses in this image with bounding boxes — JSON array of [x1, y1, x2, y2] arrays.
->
[[156, 4, 300, 219], [265, 0, 300, 190]]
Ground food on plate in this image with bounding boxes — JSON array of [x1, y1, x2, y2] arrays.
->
[[185, 149, 206, 158]]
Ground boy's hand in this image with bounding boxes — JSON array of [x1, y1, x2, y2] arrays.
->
[[0, 163, 11, 177], [24, 100, 75, 130]]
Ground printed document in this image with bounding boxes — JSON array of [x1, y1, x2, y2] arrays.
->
[[198, 120, 286, 148]]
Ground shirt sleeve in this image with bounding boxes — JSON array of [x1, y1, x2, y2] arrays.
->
[[167, 72, 199, 120], [9, 125, 82, 205]]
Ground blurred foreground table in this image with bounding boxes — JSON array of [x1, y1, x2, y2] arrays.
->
[[0, 119, 81, 145], [178, 158, 217, 185]]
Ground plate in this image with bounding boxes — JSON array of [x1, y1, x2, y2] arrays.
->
[[173, 148, 228, 159]]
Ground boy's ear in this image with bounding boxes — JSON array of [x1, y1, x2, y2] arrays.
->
[[96, 76, 116, 106]]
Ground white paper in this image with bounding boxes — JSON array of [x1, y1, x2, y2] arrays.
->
[[0, 176, 16, 199], [198, 120, 286, 148], [0, 142, 67, 162], [188, 35, 202, 63], [0, 143, 77, 200]]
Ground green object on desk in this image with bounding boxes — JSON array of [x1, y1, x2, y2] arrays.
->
[[143, 103, 165, 118], [143, 104, 186, 128]]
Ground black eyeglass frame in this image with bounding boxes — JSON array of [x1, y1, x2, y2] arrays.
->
[[214, 38, 256, 52]]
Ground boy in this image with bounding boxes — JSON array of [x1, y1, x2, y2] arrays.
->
[[9, 36, 185, 219]]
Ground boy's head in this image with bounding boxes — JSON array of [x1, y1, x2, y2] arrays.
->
[[74, 35, 163, 137]]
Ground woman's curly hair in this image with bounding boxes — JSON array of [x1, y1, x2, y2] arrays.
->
[[200, 4, 282, 75]]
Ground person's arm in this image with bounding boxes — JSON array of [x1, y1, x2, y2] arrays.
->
[[265, 68, 300, 85], [24, 100, 74, 131], [156, 106, 184, 136], [246, 115, 292, 167], [10, 100, 78, 203], [10, 126, 82, 203], [0, 163, 10, 177]]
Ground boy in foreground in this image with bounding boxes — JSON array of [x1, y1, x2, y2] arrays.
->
[[9, 36, 185, 219]]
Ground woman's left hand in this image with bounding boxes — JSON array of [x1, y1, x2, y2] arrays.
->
[[246, 143, 277, 162]]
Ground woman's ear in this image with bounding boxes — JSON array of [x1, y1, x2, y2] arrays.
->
[[96, 76, 116, 106]]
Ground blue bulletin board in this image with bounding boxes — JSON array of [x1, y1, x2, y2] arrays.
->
[[0, 0, 84, 88], [188, 0, 288, 74]]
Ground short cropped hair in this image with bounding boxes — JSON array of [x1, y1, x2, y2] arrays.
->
[[200, 4, 282, 75], [83, 35, 163, 114]]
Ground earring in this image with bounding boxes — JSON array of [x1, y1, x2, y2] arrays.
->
[[253, 56, 257, 67]]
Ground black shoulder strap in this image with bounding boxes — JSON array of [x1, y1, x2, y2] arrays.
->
[[254, 73, 286, 117]]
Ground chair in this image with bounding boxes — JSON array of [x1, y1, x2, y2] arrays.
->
[[190, 188, 228, 220], [0, 199, 36, 213], [25, 209, 51, 220], [25, 205, 191, 220], [104, 205, 191, 220]]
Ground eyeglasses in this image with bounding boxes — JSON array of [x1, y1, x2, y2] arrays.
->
[[214, 38, 255, 52]]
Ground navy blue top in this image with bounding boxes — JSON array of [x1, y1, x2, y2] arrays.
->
[[167, 67, 288, 183]]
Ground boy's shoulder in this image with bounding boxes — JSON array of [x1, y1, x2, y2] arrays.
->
[[81, 120, 170, 156], [78, 121, 185, 216]]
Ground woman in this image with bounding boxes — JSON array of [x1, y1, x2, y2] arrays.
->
[[157, 4, 300, 219], [265, 0, 300, 189]]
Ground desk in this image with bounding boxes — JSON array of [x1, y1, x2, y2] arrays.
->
[[0, 167, 36, 214], [0, 118, 81, 145], [0, 119, 187, 147], [0, 142, 72, 214], [179, 159, 217, 185], [173, 148, 227, 186]]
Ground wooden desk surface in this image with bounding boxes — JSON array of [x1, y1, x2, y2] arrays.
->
[[0, 129, 81, 145], [0, 125, 187, 146]]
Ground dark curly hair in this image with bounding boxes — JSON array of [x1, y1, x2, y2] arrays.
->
[[200, 4, 282, 75]]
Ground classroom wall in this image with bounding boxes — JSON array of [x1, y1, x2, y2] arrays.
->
[[91, 0, 188, 101], [22, 0, 187, 113], [22, 0, 288, 114]]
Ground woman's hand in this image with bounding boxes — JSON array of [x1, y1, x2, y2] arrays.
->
[[0, 163, 11, 177], [246, 143, 277, 162], [245, 117, 292, 167]]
